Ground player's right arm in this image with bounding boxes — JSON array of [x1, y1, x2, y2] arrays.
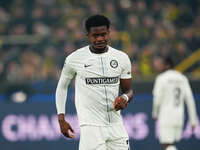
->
[[152, 76, 163, 120], [56, 56, 76, 138]]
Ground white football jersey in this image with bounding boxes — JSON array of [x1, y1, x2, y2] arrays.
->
[[152, 70, 197, 126], [58, 45, 132, 126]]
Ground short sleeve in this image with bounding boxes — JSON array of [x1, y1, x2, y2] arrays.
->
[[61, 56, 76, 79], [120, 54, 132, 79]]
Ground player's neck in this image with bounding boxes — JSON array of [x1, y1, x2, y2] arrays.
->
[[89, 45, 108, 54]]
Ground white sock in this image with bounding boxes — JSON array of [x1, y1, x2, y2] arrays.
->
[[166, 145, 177, 150]]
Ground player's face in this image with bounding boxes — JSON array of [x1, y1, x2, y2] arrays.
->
[[153, 57, 166, 73], [87, 26, 109, 50]]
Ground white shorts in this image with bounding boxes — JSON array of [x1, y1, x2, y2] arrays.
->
[[79, 124, 130, 150], [159, 126, 182, 144]]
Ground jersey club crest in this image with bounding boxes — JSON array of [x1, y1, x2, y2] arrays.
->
[[110, 60, 118, 68]]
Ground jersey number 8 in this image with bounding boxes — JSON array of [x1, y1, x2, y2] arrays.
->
[[173, 87, 181, 107]]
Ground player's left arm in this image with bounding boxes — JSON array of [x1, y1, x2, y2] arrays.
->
[[184, 78, 197, 130], [114, 53, 133, 111], [114, 78, 133, 111]]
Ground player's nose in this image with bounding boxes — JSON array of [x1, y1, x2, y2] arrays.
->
[[96, 35, 105, 42]]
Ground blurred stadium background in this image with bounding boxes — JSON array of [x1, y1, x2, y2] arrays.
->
[[0, 0, 199, 150]]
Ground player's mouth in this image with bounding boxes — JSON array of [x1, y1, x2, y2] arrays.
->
[[94, 42, 107, 48]]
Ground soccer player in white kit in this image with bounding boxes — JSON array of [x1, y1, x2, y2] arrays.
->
[[56, 15, 133, 150], [152, 57, 197, 150]]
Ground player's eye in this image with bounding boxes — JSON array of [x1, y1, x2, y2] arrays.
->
[[92, 34, 99, 38], [101, 33, 106, 36]]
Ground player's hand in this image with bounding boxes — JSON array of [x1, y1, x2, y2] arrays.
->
[[114, 95, 128, 111], [58, 115, 75, 138], [191, 125, 196, 132], [152, 117, 157, 121]]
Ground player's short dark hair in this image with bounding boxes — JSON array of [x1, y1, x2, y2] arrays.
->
[[163, 57, 174, 68], [85, 15, 110, 32]]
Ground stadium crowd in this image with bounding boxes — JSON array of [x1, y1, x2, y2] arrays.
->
[[0, 0, 199, 92]]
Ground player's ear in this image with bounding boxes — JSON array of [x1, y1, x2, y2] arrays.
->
[[86, 32, 89, 37], [86, 28, 90, 37]]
